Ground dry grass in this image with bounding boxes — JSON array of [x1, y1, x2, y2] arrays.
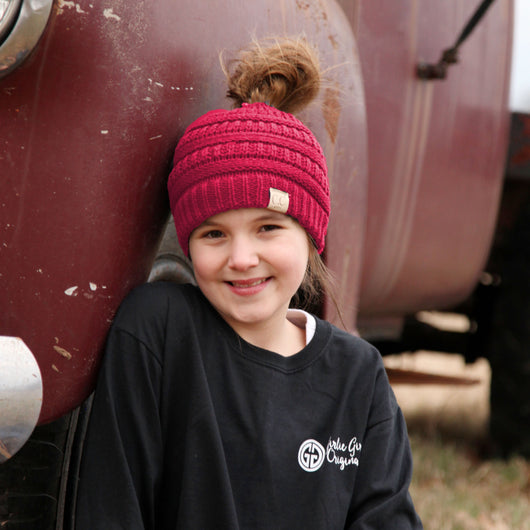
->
[[387, 350, 530, 530], [409, 431, 530, 529]]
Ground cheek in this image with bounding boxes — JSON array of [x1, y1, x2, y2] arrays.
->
[[188, 244, 213, 282], [190, 258, 217, 300], [286, 236, 310, 278]]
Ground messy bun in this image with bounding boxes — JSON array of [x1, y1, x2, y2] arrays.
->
[[224, 37, 321, 115]]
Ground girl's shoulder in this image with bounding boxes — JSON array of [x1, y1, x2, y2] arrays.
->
[[317, 318, 391, 386], [112, 281, 207, 333], [120, 280, 200, 308], [319, 320, 398, 422], [321, 319, 382, 363]]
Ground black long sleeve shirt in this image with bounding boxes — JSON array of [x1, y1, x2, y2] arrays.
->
[[76, 282, 422, 529]]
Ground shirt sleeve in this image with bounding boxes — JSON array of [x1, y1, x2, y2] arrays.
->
[[346, 367, 423, 529], [75, 323, 164, 530]]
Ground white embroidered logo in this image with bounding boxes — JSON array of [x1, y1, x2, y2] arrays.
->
[[326, 437, 362, 470], [298, 436, 362, 472], [298, 439, 325, 472]]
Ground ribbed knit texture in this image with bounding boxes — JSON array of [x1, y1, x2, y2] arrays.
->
[[168, 102, 330, 256]]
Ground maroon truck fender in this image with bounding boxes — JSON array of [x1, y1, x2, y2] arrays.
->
[[1, 0, 366, 426]]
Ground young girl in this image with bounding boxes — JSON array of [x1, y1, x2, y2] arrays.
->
[[76, 38, 422, 529]]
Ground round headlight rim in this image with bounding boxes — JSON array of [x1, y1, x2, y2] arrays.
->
[[0, 0, 54, 79], [0, 0, 22, 44]]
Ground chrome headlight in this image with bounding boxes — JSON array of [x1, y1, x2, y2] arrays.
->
[[0, 0, 53, 78], [0, 0, 22, 42]]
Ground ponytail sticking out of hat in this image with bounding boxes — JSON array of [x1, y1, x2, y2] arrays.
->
[[167, 38, 330, 257]]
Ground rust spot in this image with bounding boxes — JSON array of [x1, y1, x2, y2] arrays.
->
[[323, 86, 341, 144], [295, 0, 311, 10], [53, 345, 72, 360], [328, 34, 339, 50], [318, 0, 328, 20]]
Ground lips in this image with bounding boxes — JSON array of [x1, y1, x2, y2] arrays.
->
[[229, 278, 268, 288], [226, 277, 270, 296]]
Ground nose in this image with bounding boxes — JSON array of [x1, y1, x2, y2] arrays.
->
[[227, 235, 259, 271]]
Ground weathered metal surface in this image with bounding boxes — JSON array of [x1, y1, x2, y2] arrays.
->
[[339, 0, 512, 316], [0, 0, 366, 422]]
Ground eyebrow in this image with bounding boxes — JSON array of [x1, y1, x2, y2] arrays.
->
[[201, 212, 288, 226], [254, 212, 287, 222]]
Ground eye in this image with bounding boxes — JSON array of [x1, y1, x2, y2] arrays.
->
[[260, 224, 282, 232], [203, 229, 224, 239]]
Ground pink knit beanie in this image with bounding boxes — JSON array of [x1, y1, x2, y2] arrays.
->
[[167, 102, 330, 256]]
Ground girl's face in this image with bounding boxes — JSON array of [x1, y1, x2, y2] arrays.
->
[[189, 208, 310, 340]]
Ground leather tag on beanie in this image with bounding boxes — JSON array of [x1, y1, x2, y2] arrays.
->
[[267, 188, 289, 213]]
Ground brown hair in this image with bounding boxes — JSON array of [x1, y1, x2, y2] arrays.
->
[[223, 37, 321, 114], [290, 237, 344, 326]]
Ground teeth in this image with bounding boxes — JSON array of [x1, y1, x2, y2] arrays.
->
[[231, 279, 266, 288]]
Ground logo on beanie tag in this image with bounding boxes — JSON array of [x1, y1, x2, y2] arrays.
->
[[267, 188, 289, 214]]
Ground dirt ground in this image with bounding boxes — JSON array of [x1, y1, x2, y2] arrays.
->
[[383, 312, 530, 529], [385, 351, 491, 440], [383, 311, 491, 440]]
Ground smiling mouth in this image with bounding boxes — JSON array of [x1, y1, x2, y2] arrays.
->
[[228, 278, 269, 288]]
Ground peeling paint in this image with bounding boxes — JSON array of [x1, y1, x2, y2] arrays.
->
[[52, 365, 59, 372], [103, 8, 121, 21], [147, 79, 164, 88], [57, 0, 87, 14], [328, 34, 339, 50], [64, 286, 78, 296], [53, 345, 72, 360], [101, 130, 109, 135], [149, 134, 163, 141], [58, 0, 75, 10], [89, 282, 97, 291]]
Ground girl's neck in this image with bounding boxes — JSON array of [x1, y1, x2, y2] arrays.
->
[[233, 316, 306, 357]]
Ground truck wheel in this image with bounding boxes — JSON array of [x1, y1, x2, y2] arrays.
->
[[487, 199, 530, 458]]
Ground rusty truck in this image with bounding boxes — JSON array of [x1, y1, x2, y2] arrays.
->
[[1, 0, 526, 527]]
